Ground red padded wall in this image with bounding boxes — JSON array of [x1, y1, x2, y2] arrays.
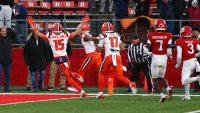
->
[[1, 48, 185, 88]]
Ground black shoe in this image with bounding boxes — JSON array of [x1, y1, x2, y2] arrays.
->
[[26, 87, 32, 91], [125, 88, 132, 93], [4, 89, 11, 92], [47, 86, 54, 91], [60, 88, 66, 91]]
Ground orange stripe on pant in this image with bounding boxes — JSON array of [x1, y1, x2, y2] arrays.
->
[[98, 55, 131, 92], [78, 52, 101, 77], [56, 63, 82, 93]]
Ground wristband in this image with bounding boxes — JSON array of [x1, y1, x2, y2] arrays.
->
[[32, 28, 37, 33]]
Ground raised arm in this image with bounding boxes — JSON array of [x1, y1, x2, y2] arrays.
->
[[27, 16, 47, 41], [70, 15, 90, 39]]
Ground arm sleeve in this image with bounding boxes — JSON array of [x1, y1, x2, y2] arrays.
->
[[196, 44, 200, 52], [147, 39, 151, 44], [98, 39, 105, 47], [168, 39, 172, 44], [176, 46, 182, 67], [195, 44, 200, 57], [167, 48, 172, 57]]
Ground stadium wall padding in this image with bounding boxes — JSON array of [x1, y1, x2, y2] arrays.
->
[[1, 48, 188, 88]]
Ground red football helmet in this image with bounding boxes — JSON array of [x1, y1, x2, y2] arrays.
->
[[52, 23, 63, 32], [101, 22, 114, 33], [154, 19, 167, 31], [180, 26, 192, 38], [78, 23, 90, 33]]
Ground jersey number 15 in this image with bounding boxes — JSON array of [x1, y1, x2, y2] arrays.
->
[[53, 39, 64, 51]]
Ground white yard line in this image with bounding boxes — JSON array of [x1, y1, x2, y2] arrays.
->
[[185, 110, 200, 113]]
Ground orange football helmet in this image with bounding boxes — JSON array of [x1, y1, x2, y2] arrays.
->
[[52, 23, 63, 32], [78, 23, 90, 33], [101, 22, 114, 33]]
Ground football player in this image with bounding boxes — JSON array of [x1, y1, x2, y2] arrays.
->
[[175, 26, 200, 100], [27, 16, 87, 97], [77, 22, 101, 82], [96, 22, 137, 98], [146, 19, 173, 103]]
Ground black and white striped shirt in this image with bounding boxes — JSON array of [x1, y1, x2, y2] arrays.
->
[[127, 43, 150, 63]]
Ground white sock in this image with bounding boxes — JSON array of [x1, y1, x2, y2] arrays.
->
[[183, 77, 199, 85], [184, 84, 190, 97], [166, 86, 171, 91], [160, 93, 165, 97], [80, 90, 85, 94]]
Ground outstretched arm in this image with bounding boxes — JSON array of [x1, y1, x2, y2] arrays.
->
[[27, 16, 47, 41], [70, 15, 90, 39]]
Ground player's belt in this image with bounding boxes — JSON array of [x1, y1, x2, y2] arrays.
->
[[110, 49, 119, 52], [55, 56, 68, 64]]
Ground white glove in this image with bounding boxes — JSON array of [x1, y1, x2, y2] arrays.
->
[[175, 64, 180, 69], [122, 66, 127, 72]]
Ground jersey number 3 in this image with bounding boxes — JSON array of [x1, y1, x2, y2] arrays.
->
[[54, 39, 64, 51], [188, 43, 194, 54]]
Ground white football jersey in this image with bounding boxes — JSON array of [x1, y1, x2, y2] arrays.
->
[[81, 31, 96, 54], [46, 32, 71, 57], [98, 32, 121, 57]]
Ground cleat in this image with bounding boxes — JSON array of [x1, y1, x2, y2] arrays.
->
[[81, 92, 88, 97], [60, 88, 66, 91], [96, 92, 104, 99], [130, 82, 137, 95], [160, 95, 167, 103], [167, 88, 173, 101], [47, 86, 54, 91], [71, 72, 84, 83], [181, 96, 191, 100], [80, 90, 87, 97], [67, 87, 79, 93]]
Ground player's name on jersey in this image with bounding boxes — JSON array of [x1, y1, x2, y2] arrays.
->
[[51, 35, 65, 39], [185, 40, 194, 43], [152, 36, 168, 39]]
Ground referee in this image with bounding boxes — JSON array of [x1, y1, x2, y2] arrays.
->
[[127, 37, 153, 93]]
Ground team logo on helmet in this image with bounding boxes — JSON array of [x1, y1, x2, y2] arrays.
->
[[180, 26, 192, 38], [154, 19, 167, 31]]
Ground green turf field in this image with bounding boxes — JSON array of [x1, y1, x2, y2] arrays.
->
[[0, 87, 200, 113]]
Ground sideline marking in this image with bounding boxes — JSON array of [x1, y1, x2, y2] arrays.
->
[[185, 110, 200, 113]]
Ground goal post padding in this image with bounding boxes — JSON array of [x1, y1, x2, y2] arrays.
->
[[121, 16, 157, 43]]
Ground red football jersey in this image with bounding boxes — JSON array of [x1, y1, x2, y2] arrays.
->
[[176, 38, 199, 61], [147, 32, 172, 55]]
